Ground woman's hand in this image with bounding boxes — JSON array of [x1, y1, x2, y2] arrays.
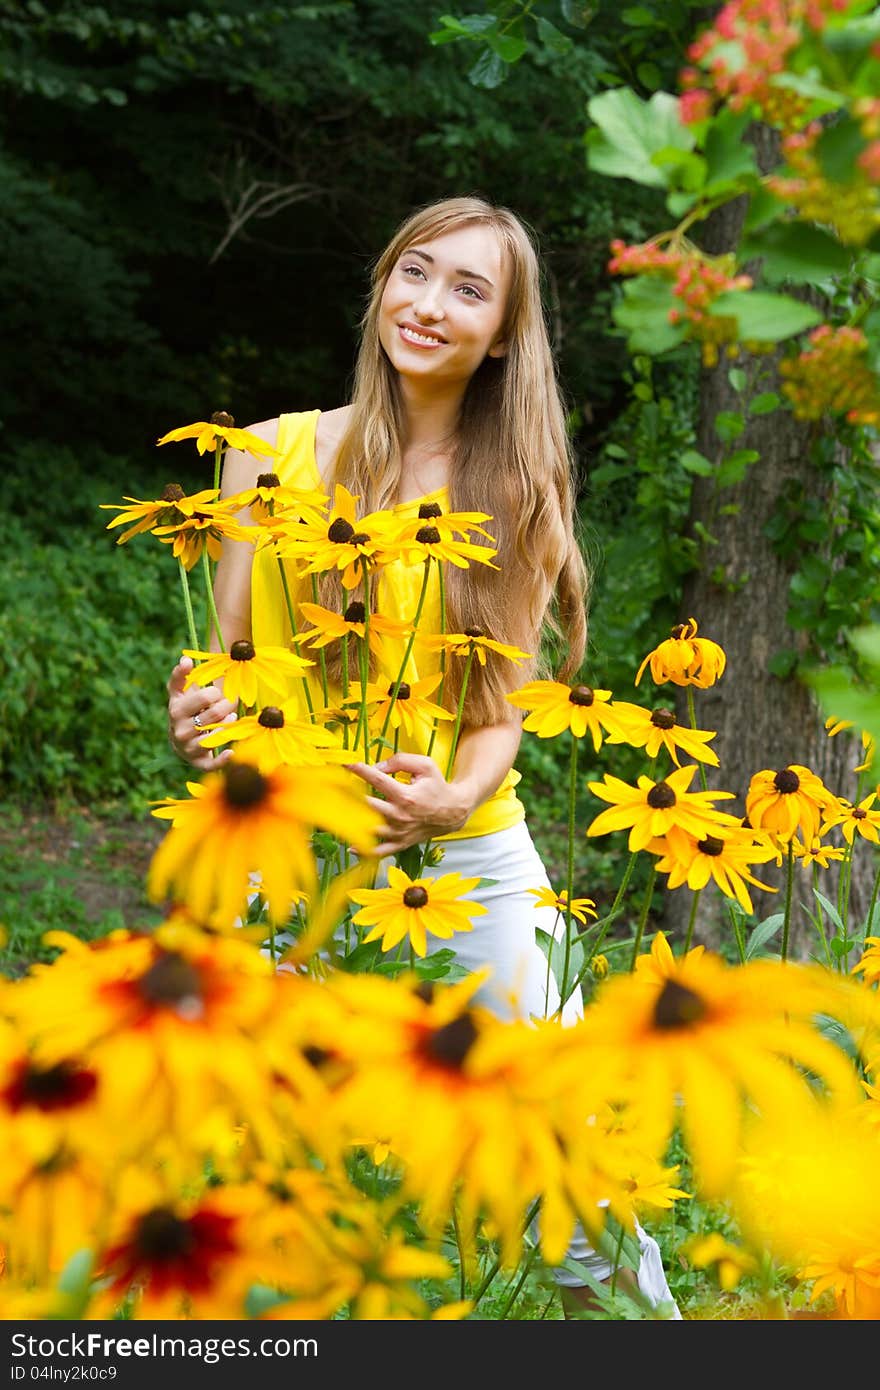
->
[[167, 656, 238, 771], [345, 752, 472, 858]]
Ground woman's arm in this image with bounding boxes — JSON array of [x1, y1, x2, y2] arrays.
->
[[346, 717, 522, 858], [166, 419, 278, 766]]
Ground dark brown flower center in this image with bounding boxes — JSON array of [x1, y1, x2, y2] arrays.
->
[[344, 601, 366, 623], [698, 835, 724, 857], [258, 706, 285, 729], [161, 483, 185, 502], [647, 781, 676, 809], [5, 1060, 98, 1112], [230, 639, 255, 662], [403, 886, 429, 908], [418, 502, 443, 519], [653, 980, 708, 1030], [415, 525, 441, 544], [349, 531, 370, 546], [137, 952, 203, 1008], [328, 517, 355, 543], [302, 1045, 332, 1069], [464, 626, 484, 639], [651, 709, 676, 730], [134, 1207, 195, 1260], [389, 682, 411, 701], [853, 808, 867, 820], [256, 472, 280, 489], [774, 768, 800, 794], [670, 624, 689, 640], [223, 762, 269, 808], [422, 1012, 478, 1069], [568, 685, 595, 706], [211, 410, 235, 428], [413, 981, 435, 1003]]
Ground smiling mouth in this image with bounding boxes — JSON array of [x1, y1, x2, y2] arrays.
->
[[398, 324, 446, 347]]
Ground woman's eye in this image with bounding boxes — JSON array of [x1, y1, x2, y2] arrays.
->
[[458, 285, 482, 299], [401, 264, 424, 278]]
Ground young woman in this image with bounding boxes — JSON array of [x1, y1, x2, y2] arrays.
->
[[165, 195, 680, 1317]]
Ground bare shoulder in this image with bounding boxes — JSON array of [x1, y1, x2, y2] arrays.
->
[[220, 416, 280, 495], [314, 404, 353, 485]]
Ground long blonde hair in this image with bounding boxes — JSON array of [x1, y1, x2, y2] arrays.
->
[[323, 195, 589, 726]]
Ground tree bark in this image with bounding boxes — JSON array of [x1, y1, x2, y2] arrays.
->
[[658, 125, 876, 960]]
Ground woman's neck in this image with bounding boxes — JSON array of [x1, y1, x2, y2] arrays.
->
[[397, 381, 463, 452]]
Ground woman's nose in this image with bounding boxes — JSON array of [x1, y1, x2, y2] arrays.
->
[[413, 286, 444, 320]]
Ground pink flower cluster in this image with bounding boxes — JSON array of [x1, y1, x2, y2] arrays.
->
[[779, 324, 880, 423]]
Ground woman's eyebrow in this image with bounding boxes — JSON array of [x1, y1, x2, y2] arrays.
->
[[404, 246, 495, 289]]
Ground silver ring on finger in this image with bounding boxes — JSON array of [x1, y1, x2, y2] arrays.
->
[[193, 713, 205, 730]]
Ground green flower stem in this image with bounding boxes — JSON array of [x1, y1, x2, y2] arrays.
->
[[686, 686, 708, 792], [201, 547, 226, 653], [628, 863, 657, 971], [340, 633, 350, 750], [810, 864, 834, 969], [577, 849, 639, 972], [840, 839, 855, 939], [276, 555, 315, 720], [558, 730, 579, 1009], [609, 1222, 627, 1297], [309, 575, 330, 709], [726, 902, 747, 964], [781, 841, 795, 963], [682, 887, 702, 954], [469, 1197, 542, 1311], [498, 1242, 540, 1320], [864, 861, 880, 943], [356, 563, 372, 762], [425, 564, 447, 760], [379, 558, 432, 750], [452, 1203, 468, 1303], [445, 648, 474, 780], [177, 558, 200, 654], [213, 441, 223, 496]]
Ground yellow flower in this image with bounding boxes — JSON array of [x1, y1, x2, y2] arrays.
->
[[297, 600, 412, 667], [821, 792, 880, 846], [526, 886, 597, 926], [344, 672, 454, 740], [418, 628, 531, 667], [792, 835, 846, 869], [746, 764, 836, 843], [395, 499, 495, 542], [683, 1232, 757, 1291], [605, 701, 720, 767], [852, 936, 880, 986], [273, 483, 403, 589], [635, 617, 726, 689], [396, 517, 499, 570], [348, 865, 487, 958], [182, 639, 313, 709], [149, 760, 381, 925], [651, 824, 778, 915], [227, 472, 328, 526], [152, 497, 255, 570], [505, 679, 624, 749], [825, 717, 876, 774], [156, 413, 279, 458], [99, 484, 225, 545], [197, 701, 347, 771], [571, 931, 863, 1196], [587, 763, 737, 853]]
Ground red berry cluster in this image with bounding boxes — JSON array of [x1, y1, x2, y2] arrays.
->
[[767, 122, 880, 244], [608, 239, 752, 366], [779, 325, 880, 423], [680, 0, 850, 131]]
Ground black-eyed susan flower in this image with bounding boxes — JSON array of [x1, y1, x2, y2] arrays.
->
[[149, 760, 381, 925], [683, 1233, 757, 1291], [418, 628, 532, 667], [852, 936, 880, 986], [297, 600, 412, 666], [197, 701, 347, 771], [152, 498, 254, 570], [395, 519, 499, 570], [605, 702, 720, 768], [587, 764, 737, 853], [228, 472, 328, 526], [348, 865, 487, 958], [274, 483, 403, 589], [567, 931, 864, 1196], [505, 680, 624, 749], [526, 886, 597, 926], [182, 639, 313, 708], [397, 499, 495, 542], [821, 792, 880, 846], [651, 824, 778, 915], [792, 835, 846, 869], [344, 673, 454, 740], [746, 764, 836, 843], [635, 617, 726, 689], [157, 412, 279, 459], [100, 483, 217, 545]]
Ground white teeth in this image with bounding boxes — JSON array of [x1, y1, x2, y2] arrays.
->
[[400, 325, 443, 345]]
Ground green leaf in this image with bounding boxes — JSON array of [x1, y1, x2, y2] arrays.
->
[[767, 648, 799, 678], [708, 290, 823, 341], [740, 221, 851, 284], [744, 912, 784, 960], [717, 447, 759, 486], [713, 410, 744, 443], [812, 890, 845, 935], [536, 928, 584, 999], [611, 275, 690, 354], [816, 115, 868, 183], [703, 108, 758, 191], [727, 366, 747, 391], [749, 391, 781, 415], [680, 448, 713, 475], [468, 47, 507, 87], [561, 0, 598, 28], [487, 31, 528, 63], [621, 5, 655, 23], [536, 16, 573, 52], [585, 88, 694, 189]]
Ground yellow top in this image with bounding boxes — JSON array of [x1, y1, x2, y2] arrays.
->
[[250, 410, 524, 840]]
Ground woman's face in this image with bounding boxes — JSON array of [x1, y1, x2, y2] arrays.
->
[[378, 223, 511, 389]]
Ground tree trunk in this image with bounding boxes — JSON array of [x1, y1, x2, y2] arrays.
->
[[658, 125, 876, 960]]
